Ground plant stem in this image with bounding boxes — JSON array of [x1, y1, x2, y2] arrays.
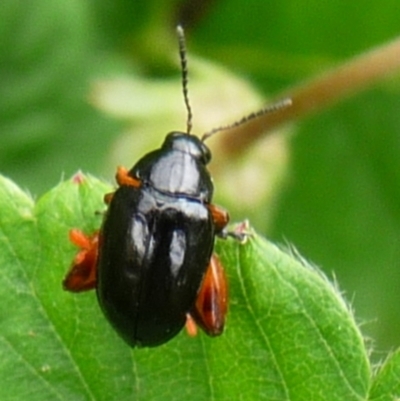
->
[[222, 36, 400, 154]]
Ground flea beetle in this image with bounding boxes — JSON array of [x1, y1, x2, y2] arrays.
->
[[63, 26, 291, 347]]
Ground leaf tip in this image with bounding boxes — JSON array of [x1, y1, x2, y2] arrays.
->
[[72, 171, 86, 185]]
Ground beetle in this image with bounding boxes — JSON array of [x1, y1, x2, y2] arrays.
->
[[63, 26, 291, 347]]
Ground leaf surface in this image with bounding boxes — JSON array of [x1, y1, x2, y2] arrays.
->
[[0, 174, 370, 400]]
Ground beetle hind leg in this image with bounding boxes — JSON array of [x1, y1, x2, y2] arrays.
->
[[188, 253, 228, 337]]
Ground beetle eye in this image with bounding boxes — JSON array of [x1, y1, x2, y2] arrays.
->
[[200, 143, 211, 165]]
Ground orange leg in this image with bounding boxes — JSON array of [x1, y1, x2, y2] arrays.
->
[[207, 203, 230, 233], [188, 253, 228, 337], [63, 229, 99, 292], [185, 314, 198, 337], [103, 166, 141, 205], [115, 166, 141, 188], [209, 204, 249, 241]]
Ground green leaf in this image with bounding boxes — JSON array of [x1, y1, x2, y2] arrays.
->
[[0, 173, 371, 400], [3, 0, 400, 356], [369, 349, 400, 400]]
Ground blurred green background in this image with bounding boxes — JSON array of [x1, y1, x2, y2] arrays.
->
[[2, 0, 400, 356]]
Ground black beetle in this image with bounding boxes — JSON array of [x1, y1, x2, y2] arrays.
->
[[63, 26, 290, 347]]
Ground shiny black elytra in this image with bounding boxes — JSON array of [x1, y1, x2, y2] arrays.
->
[[63, 26, 291, 347], [97, 132, 221, 347], [64, 131, 229, 347]]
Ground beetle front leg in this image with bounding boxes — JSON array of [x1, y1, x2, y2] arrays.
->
[[63, 229, 99, 292], [103, 166, 142, 205], [115, 166, 141, 188], [188, 253, 228, 337]]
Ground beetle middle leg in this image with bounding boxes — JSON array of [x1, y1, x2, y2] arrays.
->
[[207, 203, 229, 234], [63, 229, 99, 292], [208, 203, 248, 241]]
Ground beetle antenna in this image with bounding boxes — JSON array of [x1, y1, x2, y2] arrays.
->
[[177, 25, 193, 135], [201, 98, 292, 142]]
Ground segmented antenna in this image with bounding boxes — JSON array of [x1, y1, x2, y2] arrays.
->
[[201, 98, 292, 142], [176, 25, 193, 135]]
